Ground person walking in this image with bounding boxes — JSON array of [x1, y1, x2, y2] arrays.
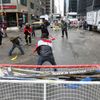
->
[[2, 20, 8, 37], [9, 36, 24, 56], [0, 28, 3, 45], [24, 23, 32, 45], [18, 18, 23, 31], [83, 20, 87, 30], [33, 33, 57, 71], [61, 20, 68, 38]]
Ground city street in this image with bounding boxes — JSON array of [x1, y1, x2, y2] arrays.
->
[[0, 28, 100, 65]]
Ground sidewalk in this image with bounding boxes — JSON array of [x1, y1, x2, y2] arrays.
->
[[0, 30, 40, 64]]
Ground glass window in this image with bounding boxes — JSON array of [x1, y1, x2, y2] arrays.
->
[[30, 2, 34, 9], [68, 15, 77, 19], [87, 0, 93, 6], [20, 0, 27, 6], [1, 0, 11, 4]]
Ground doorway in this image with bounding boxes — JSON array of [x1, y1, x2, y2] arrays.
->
[[6, 13, 17, 27]]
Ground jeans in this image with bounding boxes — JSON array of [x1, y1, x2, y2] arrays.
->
[[32, 31, 35, 37], [9, 44, 24, 56], [37, 55, 57, 71]]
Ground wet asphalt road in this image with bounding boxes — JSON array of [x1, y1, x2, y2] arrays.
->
[[22, 28, 100, 65], [0, 28, 100, 65]]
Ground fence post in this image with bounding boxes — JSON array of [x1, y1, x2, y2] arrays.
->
[[44, 83, 46, 100]]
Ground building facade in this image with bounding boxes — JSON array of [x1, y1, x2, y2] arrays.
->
[[0, 0, 20, 27], [86, 0, 93, 11], [69, 0, 77, 12], [46, 0, 50, 14], [77, 0, 87, 16], [40, 0, 46, 15], [45, 0, 54, 15], [77, 0, 100, 16], [93, 0, 100, 10], [0, 0, 46, 27], [33, 0, 46, 18], [52, 0, 54, 13], [86, 0, 100, 11]]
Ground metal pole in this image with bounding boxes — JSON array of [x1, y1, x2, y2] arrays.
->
[[44, 83, 46, 100]]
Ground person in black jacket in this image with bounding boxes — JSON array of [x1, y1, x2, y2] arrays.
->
[[61, 20, 68, 38], [41, 19, 50, 38], [2, 20, 8, 37], [0, 28, 3, 45]]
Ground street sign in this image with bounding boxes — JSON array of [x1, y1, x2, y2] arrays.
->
[[0, 5, 16, 9]]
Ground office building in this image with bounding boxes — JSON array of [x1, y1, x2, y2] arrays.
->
[[93, 0, 100, 10], [86, 0, 100, 11], [0, 0, 35, 27], [77, 0, 87, 16], [69, 0, 77, 12], [45, 0, 54, 15], [0, 0, 47, 27]]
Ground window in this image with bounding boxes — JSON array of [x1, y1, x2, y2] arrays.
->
[[87, 0, 93, 7], [1, 0, 11, 4], [94, 0, 100, 9], [30, 2, 34, 9], [20, 0, 27, 6]]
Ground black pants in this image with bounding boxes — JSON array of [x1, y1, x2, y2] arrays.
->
[[32, 31, 35, 37], [37, 55, 57, 71], [0, 37, 2, 45], [62, 29, 68, 38], [25, 34, 31, 44]]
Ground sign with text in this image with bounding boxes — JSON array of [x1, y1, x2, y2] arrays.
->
[[0, 5, 16, 9]]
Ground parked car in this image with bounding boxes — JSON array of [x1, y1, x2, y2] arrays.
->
[[32, 19, 43, 30]]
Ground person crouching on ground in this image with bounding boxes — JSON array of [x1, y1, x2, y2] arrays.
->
[[24, 23, 32, 45], [8, 36, 24, 56], [33, 33, 57, 71]]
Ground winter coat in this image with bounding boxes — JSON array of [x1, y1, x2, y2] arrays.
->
[[35, 39, 53, 57], [61, 21, 67, 30], [24, 26, 32, 35], [10, 37, 21, 45], [41, 24, 49, 35]]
